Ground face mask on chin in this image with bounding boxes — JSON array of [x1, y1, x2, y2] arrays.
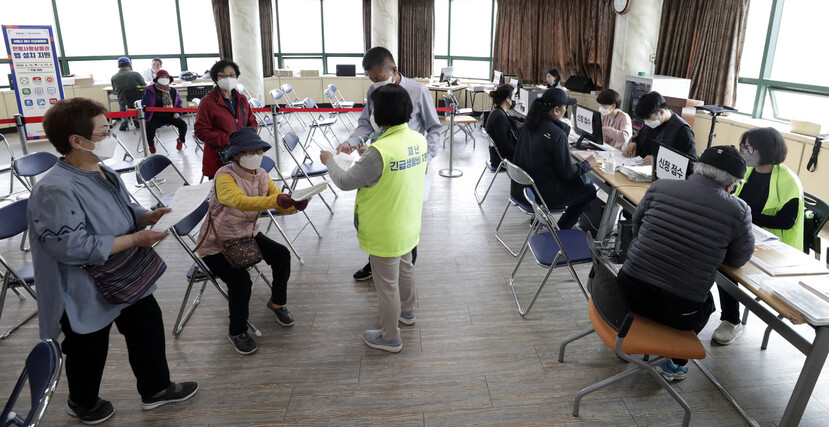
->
[[78, 135, 117, 161]]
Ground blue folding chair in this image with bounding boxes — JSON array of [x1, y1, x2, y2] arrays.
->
[[509, 184, 593, 317], [495, 159, 560, 256], [0, 134, 20, 201], [268, 89, 299, 135], [473, 129, 507, 205], [1, 339, 62, 426], [136, 154, 191, 208], [281, 132, 336, 214], [0, 199, 38, 341], [302, 97, 340, 151], [168, 200, 268, 337], [324, 86, 356, 131], [11, 152, 58, 193], [102, 132, 143, 205], [258, 155, 322, 265], [248, 98, 276, 138], [280, 84, 309, 129]]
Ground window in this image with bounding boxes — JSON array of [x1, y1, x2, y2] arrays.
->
[[277, 0, 323, 53], [434, 0, 496, 79], [56, 0, 123, 56], [322, 0, 362, 53], [67, 60, 119, 83], [122, 0, 181, 55], [737, 0, 829, 124], [1, 0, 58, 88], [179, 0, 219, 54]]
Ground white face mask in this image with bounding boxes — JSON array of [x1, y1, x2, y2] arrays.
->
[[372, 73, 394, 89], [742, 152, 761, 168], [79, 135, 117, 161], [598, 106, 612, 116], [157, 78, 171, 86], [644, 110, 663, 129], [369, 114, 381, 132], [217, 77, 237, 91], [238, 153, 264, 170]]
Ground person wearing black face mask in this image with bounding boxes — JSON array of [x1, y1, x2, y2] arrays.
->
[[485, 84, 520, 167], [712, 127, 805, 346]]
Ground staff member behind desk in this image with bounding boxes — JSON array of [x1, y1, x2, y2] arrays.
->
[[485, 83, 520, 166], [623, 91, 697, 164], [194, 59, 258, 179], [30, 98, 198, 424], [322, 84, 427, 353], [713, 127, 805, 345], [335, 46, 441, 282], [619, 145, 755, 382], [546, 68, 562, 89], [197, 128, 307, 355], [511, 88, 597, 230], [596, 89, 632, 150], [141, 69, 187, 154]]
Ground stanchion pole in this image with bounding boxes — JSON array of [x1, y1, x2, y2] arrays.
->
[[271, 104, 281, 165], [137, 106, 150, 157], [439, 96, 463, 178], [14, 114, 29, 155]]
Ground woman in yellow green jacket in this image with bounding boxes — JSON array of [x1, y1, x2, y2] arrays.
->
[[714, 127, 804, 345]]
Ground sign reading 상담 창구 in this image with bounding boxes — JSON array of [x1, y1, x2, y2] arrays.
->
[[2, 25, 64, 140]]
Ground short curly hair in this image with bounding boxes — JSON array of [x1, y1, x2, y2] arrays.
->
[[42, 98, 108, 155], [210, 59, 241, 83]]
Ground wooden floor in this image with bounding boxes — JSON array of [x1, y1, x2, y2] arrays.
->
[[1, 116, 829, 426]]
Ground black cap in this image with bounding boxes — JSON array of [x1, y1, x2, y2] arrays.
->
[[540, 88, 576, 107], [224, 127, 272, 160], [699, 145, 746, 179]]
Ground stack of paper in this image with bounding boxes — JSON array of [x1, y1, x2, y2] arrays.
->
[[333, 152, 358, 171], [291, 182, 328, 201], [619, 165, 653, 182], [751, 224, 780, 243], [760, 276, 829, 325], [750, 240, 828, 276]]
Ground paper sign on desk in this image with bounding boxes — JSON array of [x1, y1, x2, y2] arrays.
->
[[151, 182, 213, 231], [654, 145, 690, 181]]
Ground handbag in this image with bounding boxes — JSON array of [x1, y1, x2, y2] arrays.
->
[[84, 245, 167, 305], [199, 213, 263, 269]]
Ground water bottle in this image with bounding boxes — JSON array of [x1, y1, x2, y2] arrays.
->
[[604, 155, 617, 174]]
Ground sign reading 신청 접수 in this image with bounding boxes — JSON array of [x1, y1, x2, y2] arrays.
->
[[3, 25, 65, 140]]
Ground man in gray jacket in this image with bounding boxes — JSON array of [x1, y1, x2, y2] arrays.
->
[[618, 145, 755, 382]]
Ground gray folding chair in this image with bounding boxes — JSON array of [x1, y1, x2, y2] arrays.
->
[[192, 98, 205, 154], [473, 129, 506, 205], [268, 89, 299, 135], [280, 84, 309, 129], [281, 132, 336, 214], [325, 84, 357, 131], [168, 200, 269, 337], [11, 152, 58, 251], [135, 154, 191, 208], [302, 97, 340, 151], [495, 159, 559, 256], [103, 132, 143, 205], [248, 98, 276, 138], [0, 199, 38, 341]]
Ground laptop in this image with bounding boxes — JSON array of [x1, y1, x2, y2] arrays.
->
[[336, 64, 356, 77]]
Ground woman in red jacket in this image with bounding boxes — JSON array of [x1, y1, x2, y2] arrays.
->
[[194, 59, 258, 179]]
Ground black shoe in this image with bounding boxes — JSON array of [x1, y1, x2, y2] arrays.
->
[[267, 301, 295, 326], [118, 122, 128, 131], [66, 398, 114, 425], [228, 332, 257, 355], [353, 262, 372, 281], [140, 381, 199, 410]]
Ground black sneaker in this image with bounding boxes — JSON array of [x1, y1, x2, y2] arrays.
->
[[140, 381, 199, 410], [267, 301, 295, 326], [228, 332, 257, 355], [353, 262, 372, 281], [118, 122, 128, 131], [66, 397, 114, 425]]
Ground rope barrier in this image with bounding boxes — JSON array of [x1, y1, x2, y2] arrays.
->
[[2, 106, 455, 125]]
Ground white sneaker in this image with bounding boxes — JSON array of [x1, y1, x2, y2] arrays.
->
[[712, 321, 743, 345]]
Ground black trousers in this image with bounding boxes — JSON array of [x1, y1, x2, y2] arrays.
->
[[717, 285, 741, 325], [617, 270, 716, 365], [146, 114, 187, 147], [202, 233, 291, 336], [555, 179, 597, 230], [60, 294, 171, 409]]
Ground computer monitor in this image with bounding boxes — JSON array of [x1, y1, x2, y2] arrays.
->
[[508, 77, 520, 92], [652, 143, 694, 181], [335, 64, 356, 76], [492, 70, 504, 85], [572, 104, 603, 149], [439, 67, 454, 84]]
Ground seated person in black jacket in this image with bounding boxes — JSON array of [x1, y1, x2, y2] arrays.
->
[[545, 68, 562, 89], [511, 88, 597, 230], [623, 91, 697, 165], [484, 84, 520, 167]]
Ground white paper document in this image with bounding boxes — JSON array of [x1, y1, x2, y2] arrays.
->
[[333, 152, 358, 171], [751, 224, 780, 243], [151, 182, 213, 231], [291, 182, 328, 201]]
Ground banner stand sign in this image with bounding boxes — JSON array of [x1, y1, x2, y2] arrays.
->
[[3, 25, 65, 141]]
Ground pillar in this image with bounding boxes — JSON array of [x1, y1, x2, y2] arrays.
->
[[608, 0, 664, 93], [229, 0, 264, 100], [371, 0, 399, 60]]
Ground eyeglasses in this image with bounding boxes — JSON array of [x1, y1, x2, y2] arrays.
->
[[90, 131, 111, 138], [740, 143, 755, 155], [217, 73, 237, 79]]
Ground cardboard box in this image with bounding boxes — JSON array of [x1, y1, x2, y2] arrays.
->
[[791, 119, 823, 137], [274, 69, 293, 78], [73, 75, 94, 85], [299, 70, 319, 77]]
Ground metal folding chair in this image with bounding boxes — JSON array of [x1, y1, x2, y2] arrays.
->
[[0, 339, 62, 426], [558, 253, 705, 427], [495, 159, 556, 256], [280, 132, 336, 214], [301, 97, 340, 151], [0, 134, 20, 201], [325, 84, 357, 130], [191, 98, 205, 154], [248, 98, 276, 138], [133, 100, 170, 155], [280, 84, 309, 129], [473, 129, 506, 205], [0, 199, 38, 341], [508, 178, 591, 317], [11, 152, 58, 251], [268, 89, 299, 135], [168, 200, 269, 337], [102, 132, 144, 205], [135, 154, 191, 208]]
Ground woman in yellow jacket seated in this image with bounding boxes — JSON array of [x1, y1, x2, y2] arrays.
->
[[197, 127, 308, 355], [714, 127, 804, 345]]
